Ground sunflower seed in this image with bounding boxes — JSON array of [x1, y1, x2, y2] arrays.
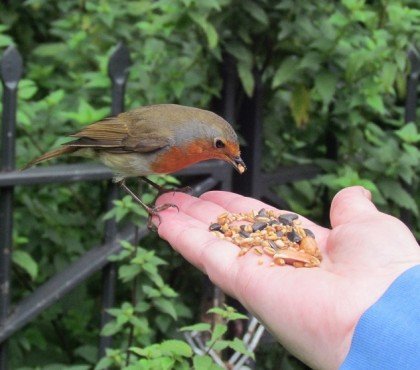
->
[[287, 230, 302, 243], [209, 223, 222, 231], [252, 221, 267, 232], [304, 228, 315, 238]]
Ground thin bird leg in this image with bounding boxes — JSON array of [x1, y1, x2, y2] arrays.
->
[[118, 180, 178, 230], [139, 176, 192, 195]]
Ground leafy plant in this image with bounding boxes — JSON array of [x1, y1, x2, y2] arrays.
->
[[1, 0, 419, 369]]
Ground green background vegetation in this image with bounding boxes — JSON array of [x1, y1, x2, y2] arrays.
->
[[0, 0, 419, 369]]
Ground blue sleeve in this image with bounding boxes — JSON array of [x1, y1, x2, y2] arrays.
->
[[340, 264, 420, 370]]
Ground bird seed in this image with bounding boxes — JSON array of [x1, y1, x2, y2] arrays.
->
[[209, 209, 322, 268]]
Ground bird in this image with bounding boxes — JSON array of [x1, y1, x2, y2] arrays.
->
[[23, 104, 246, 227]]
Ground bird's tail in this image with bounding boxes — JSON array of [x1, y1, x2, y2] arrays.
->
[[21, 146, 78, 170]]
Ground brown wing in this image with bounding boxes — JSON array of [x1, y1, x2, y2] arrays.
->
[[68, 113, 172, 153]]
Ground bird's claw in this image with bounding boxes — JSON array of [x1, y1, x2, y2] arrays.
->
[[147, 203, 179, 231]]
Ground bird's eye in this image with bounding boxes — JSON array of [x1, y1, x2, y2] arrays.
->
[[214, 139, 225, 149]]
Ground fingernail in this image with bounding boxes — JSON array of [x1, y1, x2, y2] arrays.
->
[[362, 187, 371, 200]]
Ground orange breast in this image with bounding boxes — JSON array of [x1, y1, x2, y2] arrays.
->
[[150, 139, 220, 174]]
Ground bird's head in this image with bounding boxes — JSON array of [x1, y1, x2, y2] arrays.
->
[[150, 105, 246, 174], [184, 108, 246, 174], [205, 129, 246, 174]]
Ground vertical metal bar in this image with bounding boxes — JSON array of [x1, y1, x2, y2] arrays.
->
[[0, 45, 23, 370], [401, 49, 419, 228], [221, 53, 238, 124], [233, 70, 263, 198], [98, 43, 131, 359]]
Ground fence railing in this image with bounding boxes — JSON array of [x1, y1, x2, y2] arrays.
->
[[0, 43, 233, 369], [0, 43, 418, 369]]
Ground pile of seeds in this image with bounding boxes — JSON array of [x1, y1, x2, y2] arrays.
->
[[209, 209, 322, 268]]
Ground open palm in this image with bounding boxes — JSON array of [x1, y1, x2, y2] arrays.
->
[[156, 186, 420, 370]]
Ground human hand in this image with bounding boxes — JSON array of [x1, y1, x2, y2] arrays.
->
[[155, 186, 420, 370]]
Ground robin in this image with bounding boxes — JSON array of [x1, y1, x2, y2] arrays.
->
[[23, 104, 246, 226]]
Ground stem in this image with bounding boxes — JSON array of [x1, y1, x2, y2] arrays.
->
[[125, 253, 139, 366]]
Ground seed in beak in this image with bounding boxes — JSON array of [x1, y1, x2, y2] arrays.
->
[[232, 156, 246, 174]]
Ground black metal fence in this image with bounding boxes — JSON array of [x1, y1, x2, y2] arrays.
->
[[0, 43, 418, 369]]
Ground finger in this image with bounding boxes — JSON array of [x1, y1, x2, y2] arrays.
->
[[330, 186, 378, 228], [156, 192, 226, 225], [201, 191, 330, 248], [156, 208, 241, 296]]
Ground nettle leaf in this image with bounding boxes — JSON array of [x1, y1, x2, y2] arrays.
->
[[180, 323, 211, 332], [290, 85, 311, 128], [94, 357, 113, 370], [44, 89, 65, 106], [192, 14, 218, 49], [314, 72, 337, 106], [193, 355, 224, 370], [381, 62, 397, 92], [160, 340, 192, 357], [160, 285, 178, 298], [366, 95, 386, 114], [225, 311, 248, 321], [207, 307, 226, 316], [229, 337, 255, 359], [101, 321, 122, 336], [12, 250, 38, 280], [207, 324, 227, 344], [0, 34, 13, 47], [272, 57, 299, 88], [18, 80, 38, 100], [153, 297, 178, 320], [130, 344, 162, 359], [118, 265, 141, 282], [143, 285, 161, 298], [148, 357, 175, 370], [211, 340, 230, 351], [237, 63, 254, 97], [226, 43, 253, 64], [242, 0, 269, 25], [379, 180, 419, 216], [395, 123, 420, 144]]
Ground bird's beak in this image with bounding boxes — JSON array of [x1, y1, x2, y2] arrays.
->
[[229, 156, 247, 174]]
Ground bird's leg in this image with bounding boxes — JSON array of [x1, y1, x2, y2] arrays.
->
[[139, 176, 192, 195], [117, 179, 178, 230]]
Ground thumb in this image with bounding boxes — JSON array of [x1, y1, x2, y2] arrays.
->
[[330, 186, 378, 228]]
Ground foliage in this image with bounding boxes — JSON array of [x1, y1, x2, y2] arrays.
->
[[96, 302, 251, 369], [0, 0, 419, 369]]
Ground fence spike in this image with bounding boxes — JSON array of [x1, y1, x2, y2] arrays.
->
[[108, 42, 131, 84], [1, 45, 23, 88]]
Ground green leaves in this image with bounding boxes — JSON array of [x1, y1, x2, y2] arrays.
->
[[226, 42, 255, 97], [191, 14, 218, 49], [272, 57, 299, 89], [103, 195, 148, 223], [193, 355, 224, 370], [12, 250, 38, 280], [314, 72, 337, 107], [237, 63, 255, 97], [395, 123, 420, 144], [212, 337, 255, 360], [379, 180, 418, 216], [242, 0, 269, 25], [290, 85, 311, 128], [18, 80, 38, 100], [63, 100, 109, 125], [207, 305, 248, 321], [180, 323, 211, 332], [207, 323, 227, 345], [159, 340, 192, 358]]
